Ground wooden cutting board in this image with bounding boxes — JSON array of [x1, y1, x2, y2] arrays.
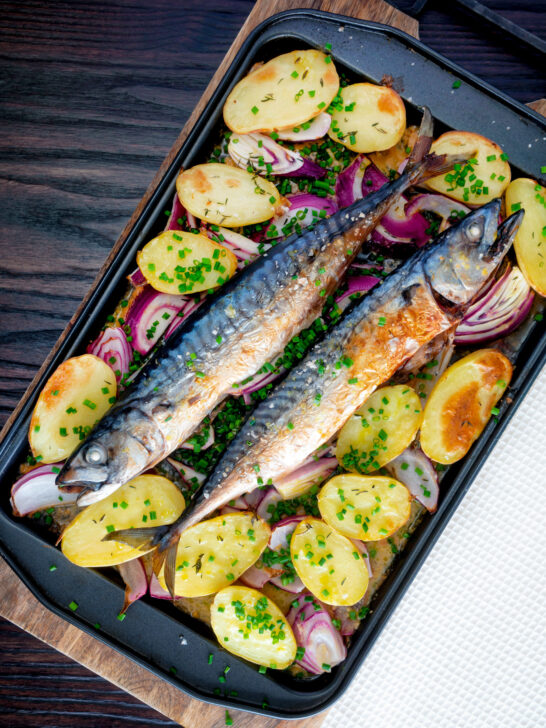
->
[[3, 2, 542, 728], [0, 2, 417, 726]]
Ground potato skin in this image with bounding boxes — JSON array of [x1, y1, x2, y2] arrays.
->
[[505, 177, 546, 296], [223, 50, 339, 134], [426, 131, 511, 204], [328, 83, 406, 153], [211, 586, 296, 669], [29, 354, 116, 463], [176, 164, 280, 227], [420, 349, 512, 464]]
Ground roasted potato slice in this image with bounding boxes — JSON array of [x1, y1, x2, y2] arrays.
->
[[61, 475, 185, 567], [211, 586, 297, 669], [420, 349, 513, 464], [291, 517, 369, 606], [137, 229, 237, 295], [426, 131, 511, 204], [318, 474, 411, 541], [335, 385, 423, 473], [505, 177, 546, 296], [328, 83, 406, 153], [158, 512, 270, 597], [176, 164, 280, 227], [29, 354, 116, 463], [223, 50, 339, 134]]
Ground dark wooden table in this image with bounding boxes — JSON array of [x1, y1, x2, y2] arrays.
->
[[0, 1, 544, 725]]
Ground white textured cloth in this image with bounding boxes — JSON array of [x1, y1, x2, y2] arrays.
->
[[324, 363, 546, 728]]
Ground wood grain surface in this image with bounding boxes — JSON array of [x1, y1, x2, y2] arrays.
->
[[0, 0, 544, 726]]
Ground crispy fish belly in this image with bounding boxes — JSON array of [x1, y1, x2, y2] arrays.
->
[[57, 142, 449, 505]]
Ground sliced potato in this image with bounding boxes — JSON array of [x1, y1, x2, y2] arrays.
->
[[137, 229, 237, 295], [505, 177, 546, 295], [290, 517, 369, 606], [158, 513, 270, 597], [29, 354, 116, 463], [335, 385, 423, 473], [426, 131, 511, 204], [318, 474, 411, 541], [223, 50, 339, 134], [328, 83, 406, 153], [176, 164, 280, 227], [420, 349, 513, 464], [61, 475, 184, 567], [211, 586, 297, 668]]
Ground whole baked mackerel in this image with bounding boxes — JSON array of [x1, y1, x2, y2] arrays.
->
[[104, 200, 523, 594], [57, 112, 455, 505]]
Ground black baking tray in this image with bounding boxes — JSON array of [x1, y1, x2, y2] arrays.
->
[[0, 9, 545, 720]]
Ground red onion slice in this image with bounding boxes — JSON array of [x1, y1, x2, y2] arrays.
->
[[243, 488, 266, 510], [87, 326, 132, 383], [228, 132, 303, 175], [268, 515, 305, 551], [276, 113, 331, 142], [11, 463, 78, 516], [335, 155, 369, 208], [274, 456, 337, 500], [288, 595, 347, 674], [128, 267, 146, 286], [179, 423, 215, 452], [126, 286, 187, 355], [166, 457, 206, 487], [239, 564, 282, 589], [455, 264, 534, 344], [164, 294, 205, 341], [256, 488, 283, 521], [149, 571, 171, 599], [334, 275, 381, 312], [387, 446, 439, 512], [118, 557, 148, 614], [165, 191, 188, 231], [263, 194, 337, 241], [351, 539, 373, 578]]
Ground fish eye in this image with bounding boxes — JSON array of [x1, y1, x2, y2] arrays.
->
[[467, 223, 482, 240], [85, 444, 107, 465]]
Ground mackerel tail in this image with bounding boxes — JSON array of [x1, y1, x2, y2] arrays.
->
[[104, 201, 523, 597], [57, 109, 458, 507]]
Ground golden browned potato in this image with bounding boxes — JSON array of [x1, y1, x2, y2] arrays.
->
[[318, 474, 412, 541], [505, 177, 546, 295], [420, 349, 513, 464], [211, 586, 297, 668], [426, 131, 511, 204], [290, 517, 369, 606], [29, 354, 116, 463], [176, 164, 280, 227], [137, 230, 237, 295], [335, 385, 423, 473], [328, 83, 406, 153], [158, 513, 270, 597], [223, 50, 339, 134], [61, 475, 185, 567]]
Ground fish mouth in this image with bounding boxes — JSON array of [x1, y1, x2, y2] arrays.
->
[[483, 208, 524, 262]]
